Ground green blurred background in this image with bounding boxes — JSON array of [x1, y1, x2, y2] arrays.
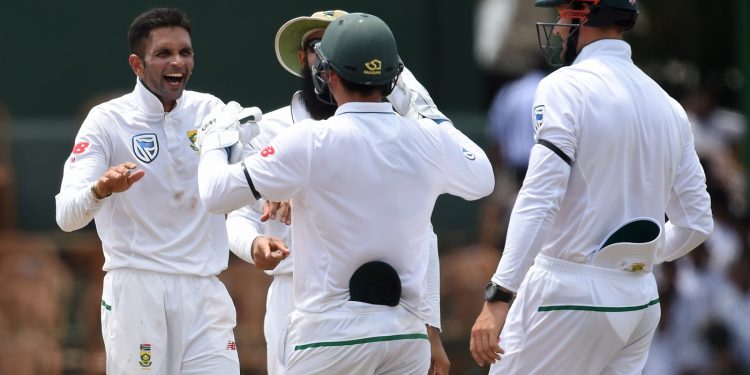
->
[[0, 0, 748, 374]]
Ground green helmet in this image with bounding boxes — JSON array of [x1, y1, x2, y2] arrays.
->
[[316, 13, 403, 86], [534, 0, 638, 29]]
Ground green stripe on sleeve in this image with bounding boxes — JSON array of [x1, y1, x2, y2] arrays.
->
[[294, 333, 428, 351], [538, 298, 659, 312], [101, 300, 111, 311]]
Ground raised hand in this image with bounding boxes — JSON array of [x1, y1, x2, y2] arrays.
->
[[93, 162, 145, 198]]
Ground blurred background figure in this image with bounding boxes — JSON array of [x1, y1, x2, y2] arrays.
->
[[480, 59, 549, 249]]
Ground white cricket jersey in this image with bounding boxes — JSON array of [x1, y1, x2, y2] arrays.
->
[[492, 40, 713, 291], [56, 79, 230, 276], [200, 101, 494, 320], [226, 92, 310, 276]]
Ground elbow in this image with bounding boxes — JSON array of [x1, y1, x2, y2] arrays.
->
[[198, 157, 234, 214], [57, 221, 76, 233], [56, 213, 81, 233], [480, 172, 496, 198], [199, 187, 231, 215], [55, 197, 85, 232], [699, 216, 714, 242], [198, 167, 249, 214], [466, 167, 496, 201]]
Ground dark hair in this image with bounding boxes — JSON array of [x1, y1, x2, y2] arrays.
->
[[338, 77, 390, 97], [128, 8, 192, 56]]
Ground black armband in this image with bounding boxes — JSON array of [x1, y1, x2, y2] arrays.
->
[[537, 139, 572, 166], [240, 161, 262, 200]]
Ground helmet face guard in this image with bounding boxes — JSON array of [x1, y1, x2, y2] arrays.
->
[[536, 20, 581, 68], [311, 43, 336, 105], [535, 0, 637, 67]]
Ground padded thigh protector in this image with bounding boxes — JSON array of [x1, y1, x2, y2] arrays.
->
[[349, 261, 402, 306]]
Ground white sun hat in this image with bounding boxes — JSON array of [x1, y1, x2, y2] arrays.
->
[[275, 10, 349, 77]]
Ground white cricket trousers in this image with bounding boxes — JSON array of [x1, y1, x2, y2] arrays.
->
[[101, 268, 240, 375], [281, 302, 431, 374], [490, 255, 661, 375], [265, 273, 294, 375]]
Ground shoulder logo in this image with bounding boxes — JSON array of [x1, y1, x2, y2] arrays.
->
[[533, 105, 545, 133], [132, 133, 159, 163], [364, 59, 382, 75], [462, 147, 476, 160]]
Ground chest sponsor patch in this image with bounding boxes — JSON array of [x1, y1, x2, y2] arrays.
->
[[533, 105, 545, 134], [132, 133, 159, 163]]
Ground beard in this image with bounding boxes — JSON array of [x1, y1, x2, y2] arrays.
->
[[300, 60, 338, 120]]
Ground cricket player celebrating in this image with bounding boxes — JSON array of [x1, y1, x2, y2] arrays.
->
[[197, 13, 494, 374], [55, 8, 240, 374], [225, 10, 449, 374], [470, 1, 714, 374]]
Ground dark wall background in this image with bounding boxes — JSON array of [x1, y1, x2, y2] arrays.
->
[[0, 0, 482, 118]]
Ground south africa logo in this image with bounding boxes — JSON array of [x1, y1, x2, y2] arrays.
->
[[139, 343, 152, 368], [187, 130, 199, 152], [132, 133, 159, 163]]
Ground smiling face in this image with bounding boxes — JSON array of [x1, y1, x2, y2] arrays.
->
[[129, 26, 194, 112]]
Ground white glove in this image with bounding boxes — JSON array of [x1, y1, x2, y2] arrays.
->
[[197, 101, 262, 156], [229, 106, 262, 162], [387, 67, 450, 124]]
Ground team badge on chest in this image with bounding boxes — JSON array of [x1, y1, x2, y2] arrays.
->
[[132, 133, 159, 163], [139, 343, 152, 368]]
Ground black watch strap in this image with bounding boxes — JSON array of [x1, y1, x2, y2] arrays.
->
[[484, 282, 514, 303]]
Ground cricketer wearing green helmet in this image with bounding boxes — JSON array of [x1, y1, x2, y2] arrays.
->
[[535, 0, 639, 67], [311, 13, 404, 104]]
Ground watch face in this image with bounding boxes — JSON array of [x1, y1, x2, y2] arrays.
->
[[484, 282, 513, 302], [484, 283, 496, 300]]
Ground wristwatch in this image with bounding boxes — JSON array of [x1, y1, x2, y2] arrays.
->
[[484, 282, 514, 303]]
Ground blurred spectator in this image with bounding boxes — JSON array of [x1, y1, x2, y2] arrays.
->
[[715, 249, 750, 368], [702, 171, 743, 275], [683, 86, 747, 215], [479, 63, 548, 248], [474, 0, 550, 77], [701, 320, 747, 375], [0, 232, 72, 375], [439, 244, 500, 374]]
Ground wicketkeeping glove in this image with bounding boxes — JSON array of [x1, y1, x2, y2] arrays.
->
[[386, 66, 450, 124], [196, 101, 262, 156]]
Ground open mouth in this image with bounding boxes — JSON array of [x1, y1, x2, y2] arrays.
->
[[164, 73, 184, 85]]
